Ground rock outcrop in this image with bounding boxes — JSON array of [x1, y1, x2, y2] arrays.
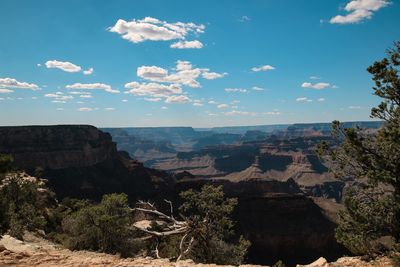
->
[[0, 125, 173, 201], [0, 233, 395, 267]]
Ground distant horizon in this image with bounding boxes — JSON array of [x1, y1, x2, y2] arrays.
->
[[0, 119, 382, 130]]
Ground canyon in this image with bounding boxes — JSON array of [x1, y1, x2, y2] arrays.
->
[[0, 122, 382, 265]]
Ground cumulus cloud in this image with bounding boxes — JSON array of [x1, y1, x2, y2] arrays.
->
[[83, 67, 94, 75], [78, 107, 93, 111], [193, 102, 203, 107], [125, 82, 182, 98], [44, 92, 74, 102], [165, 95, 190, 104], [105, 107, 115, 111], [252, 86, 264, 91], [217, 104, 229, 109], [0, 88, 14, 93], [238, 15, 251, 22], [208, 100, 218, 104], [263, 111, 281, 115], [79, 94, 92, 98], [224, 110, 257, 116], [318, 98, 326, 102], [170, 40, 203, 49], [348, 105, 362, 109], [45, 60, 82, 73], [330, 0, 389, 24], [137, 60, 225, 88], [144, 97, 162, 102], [225, 88, 247, 93], [161, 106, 168, 110], [66, 83, 119, 93], [301, 82, 331, 90], [202, 71, 228, 80], [251, 65, 275, 72], [296, 97, 313, 102], [0, 78, 39, 90], [108, 17, 205, 48]]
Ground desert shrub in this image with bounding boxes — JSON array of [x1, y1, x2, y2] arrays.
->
[[62, 193, 138, 256], [0, 172, 52, 239], [179, 185, 250, 265], [335, 186, 394, 255]]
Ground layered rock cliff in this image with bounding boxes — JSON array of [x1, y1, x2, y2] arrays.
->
[[0, 125, 172, 200]]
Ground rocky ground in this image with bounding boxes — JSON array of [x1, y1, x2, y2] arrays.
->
[[0, 233, 397, 267]]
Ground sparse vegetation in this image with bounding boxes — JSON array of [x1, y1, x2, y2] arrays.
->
[[318, 41, 400, 256], [0, 154, 56, 239]]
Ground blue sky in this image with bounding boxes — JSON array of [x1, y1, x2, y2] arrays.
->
[[0, 0, 399, 127]]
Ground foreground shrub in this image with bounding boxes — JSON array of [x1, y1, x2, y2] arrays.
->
[[62, 193, 139, 256]]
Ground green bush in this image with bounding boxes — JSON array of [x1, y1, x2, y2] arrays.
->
[[179, 185, 250, 265], [0, 168, 54, 239], [62, 193, 138, 256]]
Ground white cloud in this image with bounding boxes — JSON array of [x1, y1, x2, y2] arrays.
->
[[193, 102, 203, 107], [225, 88, 247, 93], [0, 88, 14, 93], [263, 111, 281, 115], [330, 0, 389, 24], [105, 107, 115, 111], [251, 65, 275, 72], [217, 104, 229, 109], [137, 61, 225, 88], [170, 40, 203, 49], [318, 98, 326, 102], [83, 67, 94, 75], [252, 86, 264, 91], [348, 105, 362, 109], [208, 100, 218, 104], [44, 92, 74, 102], [125, 82, 182, 98], [79, 94, 93, 98], [45, 60, 82, 73], [78, 107, 93, 111], [69, 91, 91, 95], [165, 95, 190, 104], [144, 97, 162, 102], [122, 99, 128, 102], [310, 76, 321, 80], [224, 110, 257, 116], [238, 15, 251, 22], [37, 63, 41, 67], [0, 78, 39, 90], [301, 82, 331, 90], [108, 17, 205, 46], [202, 71, 227, 80], [231, 100, 240, 104], [66, 83, 119, 93], [161, 106, 168, 110], [296, 97, 312, 102]]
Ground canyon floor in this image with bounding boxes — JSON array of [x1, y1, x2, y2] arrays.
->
[[0, 233, 396, 267]]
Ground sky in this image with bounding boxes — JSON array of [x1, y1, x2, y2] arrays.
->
[[0, 0, 399, 128]]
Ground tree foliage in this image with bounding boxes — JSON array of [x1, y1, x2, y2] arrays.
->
[[318, 41, 400, 255], [0, 154, 55, 239], [179, 185, 250, 264], [62, 193, 137, 256]]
